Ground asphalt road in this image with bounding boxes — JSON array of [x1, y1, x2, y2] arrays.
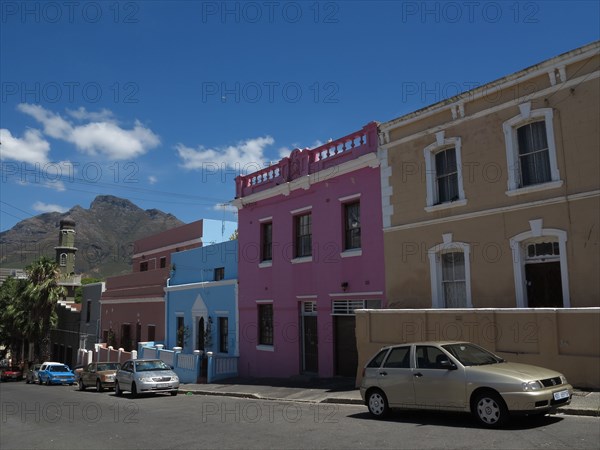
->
[[1, 381, 599, 449]]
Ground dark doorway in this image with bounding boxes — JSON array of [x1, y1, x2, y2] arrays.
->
[[334, 316, 358, 377], [136, 322, 141, 348], [302, 316, 318, 373], [526, 262, 563, 307]]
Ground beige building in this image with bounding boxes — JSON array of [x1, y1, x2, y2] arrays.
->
[[379, 41, 599, 309]]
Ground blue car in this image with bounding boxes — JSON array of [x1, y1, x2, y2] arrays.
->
[[38, 362, 76, 386]]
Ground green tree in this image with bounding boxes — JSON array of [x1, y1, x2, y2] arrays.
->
[[0, 276, 28, 361], [24, 257, 67, 362]]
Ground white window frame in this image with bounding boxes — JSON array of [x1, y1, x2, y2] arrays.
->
[[424, 133, 467, 212], [503, 103, 562, 195], [509, 221, 570, 308], [428, 234, 472, 308]]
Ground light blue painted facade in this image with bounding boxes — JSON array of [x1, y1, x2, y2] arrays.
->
[[165, 240, 239, 358]]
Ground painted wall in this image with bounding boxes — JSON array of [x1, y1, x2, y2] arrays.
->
[[80, 282, 105, 351], [380, 44, 599, 309], [165, 240, 239, 356], [235, 123, 386, 378], [355, 308, 600, 389]]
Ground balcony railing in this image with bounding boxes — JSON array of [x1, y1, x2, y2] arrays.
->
[[235, 122, 378, 198]]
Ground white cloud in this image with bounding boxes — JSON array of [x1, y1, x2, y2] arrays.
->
[[66, 107, 115, 122], [17, 104, 160, 160], [148, 175, 158, 185], [32, 201, 69, 213], [213, 203, 237, 213], [176, 136, 274, 173], [0, 128, 51, 164]]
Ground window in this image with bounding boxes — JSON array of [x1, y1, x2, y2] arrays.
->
[[214, 267, 225, 281], [295, 213, 312, 258], [147, 325, 156, 342], [59, 253, 67, 266], [435, 148, 458, 203], [503, 104, 562, 194], [176, 316, 184, 348], [261, 222, 273, 261], [441, 252, 467, 308], [86, 300, 91, 323], [219, 317, 229, 353], [258, 304, 273, 346], [344, 202, 361, 250], [140, 261, 148, 272], [366, 349, 388, 368], [516, 121, 552, 187], [416, 346, 448, 369], [428, 234, 472, 308], [383, 346, 411, 368], [160, 256, 167, 268], [423, 133, 466, 211]]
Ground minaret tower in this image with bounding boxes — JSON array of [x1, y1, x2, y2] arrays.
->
[[55, 218, 79, 298]]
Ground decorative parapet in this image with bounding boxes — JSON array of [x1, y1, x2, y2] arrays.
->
[[235, 122, 378, 198]]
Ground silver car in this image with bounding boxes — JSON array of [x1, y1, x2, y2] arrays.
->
[[360, 341, 573, 427], [115, 359, 179, 397]]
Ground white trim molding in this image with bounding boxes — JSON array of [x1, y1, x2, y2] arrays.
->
[[509, 222, 570, 308], [502, 104, 562, 194], [423, 133, 467, 211], [428, 234, 473, 309]]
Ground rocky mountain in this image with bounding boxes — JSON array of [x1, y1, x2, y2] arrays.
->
[[0, 195, 184, 279]]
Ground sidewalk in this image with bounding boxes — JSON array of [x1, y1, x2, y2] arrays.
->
[[179, 377, 600, 417]]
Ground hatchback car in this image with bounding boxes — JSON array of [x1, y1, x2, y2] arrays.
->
[[78, 362, 121, 392], [360, 341, 573, 427], [38, 362, 76, 386], [115, 359, 179, 397], [25, 364, 41, 384], [1, 367, 23, 381]]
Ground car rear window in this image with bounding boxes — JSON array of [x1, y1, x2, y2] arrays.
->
[[366, 349, 389, 368]]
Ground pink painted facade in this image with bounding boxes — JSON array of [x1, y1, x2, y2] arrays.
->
[[234, 122, 386, 378]]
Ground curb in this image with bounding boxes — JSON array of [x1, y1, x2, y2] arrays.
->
[[179, 389, 597, 415]]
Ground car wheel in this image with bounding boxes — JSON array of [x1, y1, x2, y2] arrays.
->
[[115, 381, 123, 396], [130, 382, 137, 398], [96, 380, 103, 393], [78, 380, 86, 390], [26, 378, 30, 384], [170, 390, 178, 396], [366, 389, 389, 419], [473, 391, 508, 427]]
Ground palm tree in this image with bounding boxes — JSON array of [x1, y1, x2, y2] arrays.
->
[[0, 276, 28, 361], [24, 257, 66, 362]]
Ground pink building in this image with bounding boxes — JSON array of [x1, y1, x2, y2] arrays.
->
[[233, 122, 385, 378], [100, 219, 237, 350]]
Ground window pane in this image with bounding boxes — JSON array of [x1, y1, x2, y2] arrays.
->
[[435, 149, 459, 204], [259, 304, 273, 345], [383, 347, 410, 368], [517, 121, 551, 187], [262, 222, 272, 261], [344, 202, 361, 250], [295, 213, 312, 257]]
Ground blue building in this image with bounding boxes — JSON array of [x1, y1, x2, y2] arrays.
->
[[164, 240, 238, 358]]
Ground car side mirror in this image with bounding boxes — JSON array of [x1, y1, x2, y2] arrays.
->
[[440, 359, 457, 370]]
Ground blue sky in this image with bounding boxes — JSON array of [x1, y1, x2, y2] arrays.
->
[[1, 0, 599, 231]]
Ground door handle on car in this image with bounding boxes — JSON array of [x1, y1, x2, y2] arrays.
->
[[378, 371, 388, 376], [413, 372, 423, 378]]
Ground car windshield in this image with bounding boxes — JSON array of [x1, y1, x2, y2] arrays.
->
[[442, 343, 504, 366], [135, 360, 170, 372], [97, 363, 120, 371], [49, 365, 70, 372]]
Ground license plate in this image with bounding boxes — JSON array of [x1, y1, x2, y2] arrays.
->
[[553, 390, 569, 400], [156, 383, 168, 388]]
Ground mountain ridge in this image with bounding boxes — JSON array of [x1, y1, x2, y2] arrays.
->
[[0, 195, 184, 279]]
